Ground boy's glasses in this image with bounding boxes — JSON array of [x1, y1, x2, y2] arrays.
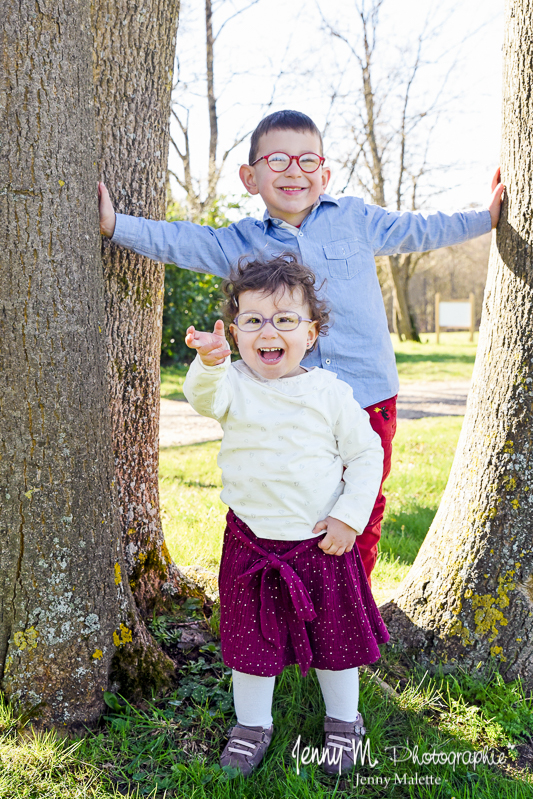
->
[[233, 312, 313, 332], [250, 152, 325, 173]]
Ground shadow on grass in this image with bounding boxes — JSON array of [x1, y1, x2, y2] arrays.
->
[[395, 351, 475, 368], [162, 390, 187, 401]]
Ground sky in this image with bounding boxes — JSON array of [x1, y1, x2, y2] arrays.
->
[[169, 0, 504, 218]]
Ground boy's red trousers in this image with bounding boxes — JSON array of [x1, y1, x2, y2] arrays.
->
[[356, 394, 398, 580]]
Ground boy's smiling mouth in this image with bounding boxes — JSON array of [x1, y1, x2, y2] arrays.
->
[[258, 347, 284, 363]]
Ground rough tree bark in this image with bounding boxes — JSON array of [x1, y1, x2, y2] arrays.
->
[[92, 0, 198, 613], [0, 0, 171, 728], [382, 0, 533, 686]]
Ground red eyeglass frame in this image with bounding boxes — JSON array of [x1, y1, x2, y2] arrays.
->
[[250, 151, 326, 173]]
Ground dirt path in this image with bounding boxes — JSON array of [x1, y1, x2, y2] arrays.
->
[[159, 380, 470, 447]]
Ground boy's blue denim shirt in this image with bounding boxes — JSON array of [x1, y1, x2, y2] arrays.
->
[[112, 194, 491, 408]]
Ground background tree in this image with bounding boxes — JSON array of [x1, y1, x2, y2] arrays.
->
[[169, 0, 259, 221], [0, 0, 170, 729], [404, 234, 491, 334], [318, 0, 461, 340], [92, 0, 197, 613], [382, 0, 533, 686], [164, 0, 269, 366]]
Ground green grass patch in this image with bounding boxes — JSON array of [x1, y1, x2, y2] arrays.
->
[[159, 441, 226, 572], [393, 331, 478, 382], [3, 651, 532, 798], [372, 415, 464, 605], [160, 363, 188, 402], [0, 695, 120, 798]]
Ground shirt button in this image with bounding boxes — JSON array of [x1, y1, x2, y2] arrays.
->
[[325, 358, 331, 365], [298, 232, 304, 237]]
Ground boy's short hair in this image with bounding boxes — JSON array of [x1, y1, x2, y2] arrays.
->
[[248, 110, 323, 165], [222, 253, 330, 352]]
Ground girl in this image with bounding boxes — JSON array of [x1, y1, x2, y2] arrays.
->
[[183, 254, 389, 776]]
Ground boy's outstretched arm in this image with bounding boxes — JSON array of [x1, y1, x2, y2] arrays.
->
[[489, 167, 505, 229], [185, 320, 231, 366], [98, 182, 116, 238]]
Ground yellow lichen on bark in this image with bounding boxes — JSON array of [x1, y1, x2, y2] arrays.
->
[[113, 624, 133, 647], [13, 627, 39, 651]]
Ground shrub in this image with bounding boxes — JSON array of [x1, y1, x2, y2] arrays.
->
[[161, 198, 243, 364]]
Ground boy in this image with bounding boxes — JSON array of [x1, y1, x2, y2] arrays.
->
[[99, 109, 504, 579]]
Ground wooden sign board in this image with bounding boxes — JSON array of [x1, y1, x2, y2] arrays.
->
[[435, 293, 475, 343]]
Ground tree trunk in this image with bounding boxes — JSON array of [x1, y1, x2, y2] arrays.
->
[[92, 0, 197, 614], [360, 32, 420, 343], [381, 0, 533, 686], [205, 0, 219, 207], [0, 0, 170, 729], [388, 254, 420, 341]]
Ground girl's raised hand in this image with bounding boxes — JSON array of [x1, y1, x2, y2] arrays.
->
[[185, 320, 231, 366]]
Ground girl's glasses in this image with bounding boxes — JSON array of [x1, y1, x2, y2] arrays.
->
[[233, 312, 312, 332], [250, 152, 325, 173]]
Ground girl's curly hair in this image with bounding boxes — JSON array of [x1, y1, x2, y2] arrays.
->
[[221, 253, 330, 351]]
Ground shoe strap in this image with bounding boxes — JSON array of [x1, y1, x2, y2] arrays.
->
[[231, 739, 257, 750], [324, 717, 366, 736], [228, 725, 268, 744]]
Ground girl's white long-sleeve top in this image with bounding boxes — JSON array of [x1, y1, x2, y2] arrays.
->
[[183, 356, 384, 541]]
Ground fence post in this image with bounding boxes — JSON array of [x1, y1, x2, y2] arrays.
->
[[435, 293, 441, 344]]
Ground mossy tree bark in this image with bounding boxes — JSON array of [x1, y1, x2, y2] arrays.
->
[[92, 0, 195, 614], [382, 0, 533, 685], [0, 0, 171, 729]]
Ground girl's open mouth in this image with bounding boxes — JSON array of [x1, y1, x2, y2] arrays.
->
[[258, 347, 284, 364]]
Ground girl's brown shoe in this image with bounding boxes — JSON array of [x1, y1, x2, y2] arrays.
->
[[220, 724, 274, 777], [322, 713, 366, 775]]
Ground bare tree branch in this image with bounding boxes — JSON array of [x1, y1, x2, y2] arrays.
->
[[214, 0, 261, 41]]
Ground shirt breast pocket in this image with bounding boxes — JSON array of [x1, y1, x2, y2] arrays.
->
[[323, 239, 361, 279]]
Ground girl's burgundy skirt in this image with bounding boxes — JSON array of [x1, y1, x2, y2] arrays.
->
[[219, 510, 389, 677]]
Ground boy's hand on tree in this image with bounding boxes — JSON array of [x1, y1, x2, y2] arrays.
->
[[488, 167, 505, 229], [312, 516, 357, 556], [98, 182, 116, 237], [185, 320, 231, 366]]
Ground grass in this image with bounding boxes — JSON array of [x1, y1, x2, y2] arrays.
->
[[2, 647, 532, 798], [159, 441, 226, 572], [392, 331, 477, 383], [160, 363, 189, 402], [372, 415, 464, 605]]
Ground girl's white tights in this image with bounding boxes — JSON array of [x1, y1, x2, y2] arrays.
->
[[232, 666, 360, 728]]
